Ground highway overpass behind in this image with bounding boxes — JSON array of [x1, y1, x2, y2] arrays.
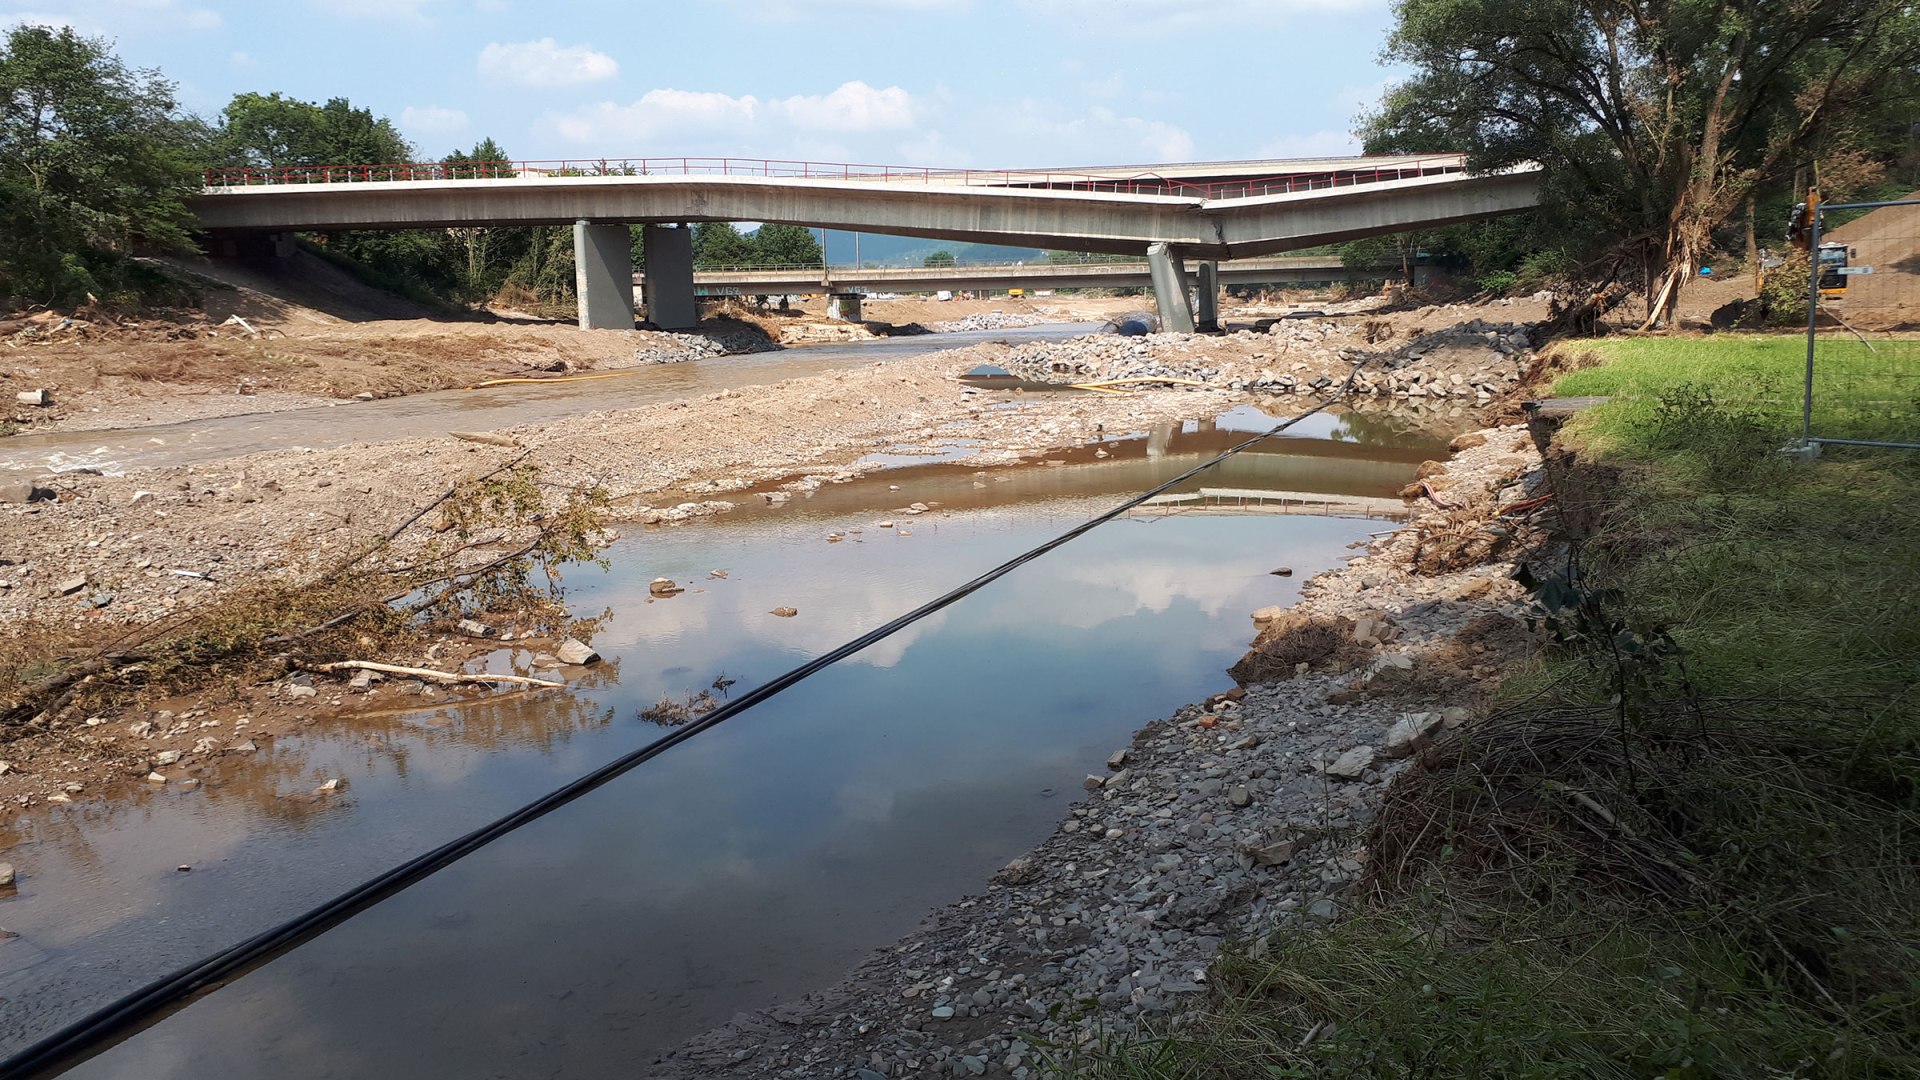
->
[[678, 254, 1424, 302]]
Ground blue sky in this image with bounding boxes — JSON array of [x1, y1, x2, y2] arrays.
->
[[5, 0, 1402, 169]]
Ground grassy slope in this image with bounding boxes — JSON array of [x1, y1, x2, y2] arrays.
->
[[1070, 334, 1920, 1079]]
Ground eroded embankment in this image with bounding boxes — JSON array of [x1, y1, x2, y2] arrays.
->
[[653, 426, 1551, 1079]]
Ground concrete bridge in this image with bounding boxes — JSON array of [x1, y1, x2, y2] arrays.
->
[[680, 254, 1422, 301], [192, 154, 1539, 333]]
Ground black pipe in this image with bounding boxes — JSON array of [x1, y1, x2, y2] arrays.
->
[[0, 367, 1359, 1079]]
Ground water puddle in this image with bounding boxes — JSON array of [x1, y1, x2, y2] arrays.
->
[[0, 407, 1450, 1077]]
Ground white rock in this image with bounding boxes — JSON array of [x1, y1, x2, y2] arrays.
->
[[1324, 745, 1376, 779], [1383, 712, 1443, 758], [555, 638, 600, 665]]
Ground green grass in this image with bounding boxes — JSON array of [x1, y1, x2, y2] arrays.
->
[[1065, 334, 1920, 1079], [1555, 333, 1920, 447]]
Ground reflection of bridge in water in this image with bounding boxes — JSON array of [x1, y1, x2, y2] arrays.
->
[[1132, 487, 1409, 521]]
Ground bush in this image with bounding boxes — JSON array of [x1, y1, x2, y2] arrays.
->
[[1477, 269, 1519, 295], [1759, 254, 1811, 326]]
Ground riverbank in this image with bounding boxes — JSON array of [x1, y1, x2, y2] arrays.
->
[[651, 425, 1548, 1078], [1063, 336, 1920, 1077]]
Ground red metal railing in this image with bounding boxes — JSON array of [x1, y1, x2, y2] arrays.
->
[[200, 154, 1471, 200]]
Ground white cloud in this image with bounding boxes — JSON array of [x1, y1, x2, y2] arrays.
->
[[1020, 0, 1380, 32], [399, 104, 470, 136], [0, 11, 76, 28], [1258, 129, 1363, 159], [718, 0, 969, 20], [3, 0, 221, 34], [229, 49, 256, 66], [549, 88, 755, 143], [1080, 72, 1125, 100], [546, 81, 915, 146], [477, 37, 618, 87], [309, 0, 438, 21], [771, 81, 913, 132], [896, 128, 972, 167], [995, 102, 1196, 164]]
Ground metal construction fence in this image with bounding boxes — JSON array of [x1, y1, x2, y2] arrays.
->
[[1804, 198, 1920, 450]]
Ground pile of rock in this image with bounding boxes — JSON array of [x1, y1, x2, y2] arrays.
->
[[930, 313, 1048, 333], [982, 317, 1537, 402], [633, 327, 778, 365]]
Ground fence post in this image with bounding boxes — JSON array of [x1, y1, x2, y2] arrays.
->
[[1802, 203, 1822, 445]]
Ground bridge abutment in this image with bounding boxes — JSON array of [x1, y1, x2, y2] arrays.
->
[[1147, 243, 1196, 334], [574, 221, 636, 330], [827, 293, 863, 322], [640, 224, 697, 330]]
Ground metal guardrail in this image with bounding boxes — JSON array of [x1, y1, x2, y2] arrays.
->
[[200, 154, 1470, 200]]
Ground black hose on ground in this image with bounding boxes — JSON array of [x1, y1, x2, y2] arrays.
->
[[1, 367, 1361, 1080]]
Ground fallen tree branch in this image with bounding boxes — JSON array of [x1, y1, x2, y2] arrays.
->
[[296, 659, 562, 689], [1421, 480, 1462, 509], [328, 449, 531, 576], [449, 430, 524, 448]]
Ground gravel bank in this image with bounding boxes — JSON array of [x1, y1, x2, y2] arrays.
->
[[652, 426, 1549, 1079], [997, 320, 1538, 402]]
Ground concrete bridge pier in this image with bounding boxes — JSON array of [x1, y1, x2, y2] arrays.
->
[[1195, 260, 1220, 332], [1146, 243, 1196, 334], [640, 224, 697, 330], [574, 220, 635, 330], [827, 292, 863, 322]]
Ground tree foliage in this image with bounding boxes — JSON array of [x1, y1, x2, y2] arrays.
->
[[753, 223, 823, 266], [691, 222, 756, 268], [1368, 0, 1920, 324], [213, 91, 410, 170], [923, 249, 957, 267], [0, 25, 203, 306]]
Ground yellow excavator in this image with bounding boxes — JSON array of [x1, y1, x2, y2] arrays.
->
[[1719, 188, 1850, 327], [1783, 188, 1850, 301]]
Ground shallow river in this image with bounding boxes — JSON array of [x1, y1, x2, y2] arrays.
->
[[0, 406, 1447, 1077]]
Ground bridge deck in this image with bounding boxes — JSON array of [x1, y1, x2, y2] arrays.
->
[[192, 154, 1541, 260]]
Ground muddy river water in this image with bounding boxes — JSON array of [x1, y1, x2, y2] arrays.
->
[[0, 405, 1448, 1077]]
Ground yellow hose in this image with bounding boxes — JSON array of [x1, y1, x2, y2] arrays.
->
[[467, 371, 640, 389], [1068, 383, 1135, 394]]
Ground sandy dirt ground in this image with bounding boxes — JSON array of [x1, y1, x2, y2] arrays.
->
[[1, 253, 1121, 435]]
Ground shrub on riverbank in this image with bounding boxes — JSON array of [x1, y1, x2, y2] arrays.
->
[[1066, 336, 1920, 1077]]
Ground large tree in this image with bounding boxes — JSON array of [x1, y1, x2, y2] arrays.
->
[[1368, 0, 1920, 325], [0, 25, 203, 305], [752, 223, 823, 267], [691, 222, 756, 268], [214, 91, 411, 174]]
